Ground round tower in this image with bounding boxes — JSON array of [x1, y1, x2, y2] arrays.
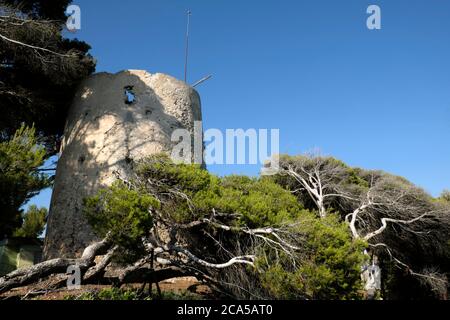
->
[[43, 70, 202, 259]]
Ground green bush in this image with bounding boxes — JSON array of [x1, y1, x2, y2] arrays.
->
[[83, 181, 159, 253], [193, 176, 304, 227], [14, 205, 47, 238], [258, 213, 366, 300], [0, 125, 50, 238], [83, 155, 367, 299]]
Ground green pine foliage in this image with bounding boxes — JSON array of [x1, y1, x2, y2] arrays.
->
[[0, 0, 95, 239], [83, 181, 159, 254], [0, 0, 95, 144], [136, 155, 304, 226], [83, 155, 367, 299], [193, 175, 304, 227], [13, 205, 47, 238], [0, 125, 50, 238], [258, 213, 367, 299]]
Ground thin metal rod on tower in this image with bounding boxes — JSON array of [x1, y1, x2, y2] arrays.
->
[[184, 10, 191, 83], [192, 74, 212, 88]]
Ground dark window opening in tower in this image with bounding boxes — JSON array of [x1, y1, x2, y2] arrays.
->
[[124, 86, 136, 105]]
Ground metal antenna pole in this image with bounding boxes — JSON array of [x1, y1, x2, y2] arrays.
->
[[192, 74, 212, 88], [184, 10, 191, 83]]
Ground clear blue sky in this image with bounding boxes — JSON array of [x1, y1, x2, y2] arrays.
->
[[29, 0, 450, 210]]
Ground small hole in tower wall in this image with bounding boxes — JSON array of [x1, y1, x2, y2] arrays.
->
[[124, 85, 136, 105], [125, 156, 133, 164]]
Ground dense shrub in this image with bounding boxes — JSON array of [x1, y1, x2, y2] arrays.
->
[[83, 181, 159, 253], [83, 155, 367, 299], [0, 125, 50, 238]]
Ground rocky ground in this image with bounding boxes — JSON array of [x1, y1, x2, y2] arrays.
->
[[0, 276, 212, 300]]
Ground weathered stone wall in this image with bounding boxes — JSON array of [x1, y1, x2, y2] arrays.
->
[[43, 70, 202, 259]]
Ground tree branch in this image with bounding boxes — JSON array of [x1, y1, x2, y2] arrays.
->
[[0, 32, 77, 58], [364, 213, 430, 241]]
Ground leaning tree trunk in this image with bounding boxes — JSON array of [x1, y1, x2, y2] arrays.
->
[[0, 237, 111, 294]]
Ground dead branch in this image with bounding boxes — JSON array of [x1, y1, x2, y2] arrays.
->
[[363, 213, 430, 241], [370, 243, 447, 285], [83, 245, 118, 282], [0, 32, 78, 58], [0, 236, 111, 294]]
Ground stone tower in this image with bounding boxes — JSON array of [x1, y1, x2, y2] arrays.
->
[[43, 70, 202, 259]]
